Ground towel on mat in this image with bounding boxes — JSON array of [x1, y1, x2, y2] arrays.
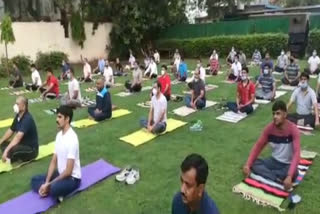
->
[[173, 101, 218, 117], [216, 104, 259, 123]]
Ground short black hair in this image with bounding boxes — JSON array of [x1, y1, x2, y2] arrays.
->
[[264, 64, 270, 69], [155, 81, 162, 91], [300, 72, 310, 80], [242, 67, 249, 73], [31, 64, 36, 68], [181, 57, 184, 61], [161, 64, 167, 70], [181, 154, 208, 185], [46, 67, 53, 73], [57, 105, 73, 123], [272, 100, 287, 112]]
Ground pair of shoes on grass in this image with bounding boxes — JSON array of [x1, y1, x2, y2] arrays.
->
[[190, 120, 203, 132], [116, 166, 140, 185]]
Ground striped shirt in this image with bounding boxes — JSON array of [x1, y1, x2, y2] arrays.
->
[[286, 63, 300, 81], [258, 74, 274, 93]]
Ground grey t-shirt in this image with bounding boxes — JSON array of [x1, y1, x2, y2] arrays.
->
[[290, 87, 317, 115], [192, 79, 206, 100]]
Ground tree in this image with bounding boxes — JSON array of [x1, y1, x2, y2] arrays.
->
[[286, 0, 320, 7], [0, 14, 15, 76]]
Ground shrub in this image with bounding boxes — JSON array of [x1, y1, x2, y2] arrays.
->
[[35, 51, 68, 70], [307, 30, 320, 55], [11, 55, 32, 75], [156, 33, 289, 59]]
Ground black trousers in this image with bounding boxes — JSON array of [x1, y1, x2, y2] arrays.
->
[[39, 87, 56, 99], [1, 141, 38, 163], [287, 113, 315, 128], [26, 84, 39, 91], [125, 80, 142, 92], [9, 80, 23, 88]]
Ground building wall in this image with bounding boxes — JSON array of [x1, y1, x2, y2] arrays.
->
[[0, 22, 112, 63]]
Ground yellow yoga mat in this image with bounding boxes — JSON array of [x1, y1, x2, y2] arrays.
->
[[71, 109, 131, 128], [120, 118, 187, 147], [0, 118, 14, 129], [0, 142, 54, 173]]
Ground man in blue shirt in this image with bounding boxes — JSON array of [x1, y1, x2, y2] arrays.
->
[[172, 154, 219, 214], [88, 78, 112, 121], [94, 57, 105, 75], [178, 57, 188, 82], [0, 96, 39, 163], [60, 60, 70, 80]]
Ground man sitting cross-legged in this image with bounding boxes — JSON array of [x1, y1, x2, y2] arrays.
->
[[227, 67, 255, 114], [140, 81, 167, 134], [26, 64, 42, 91], [125, 61, 143, 93], [287, 72, 319, 128], [0, 96, 39, 164], [60, 68, 82, 108], [281, 56, 300, 86], [243, 100, 300, 191], [88, 78, 112, 121], [185, 69, 206, 110], [31, 106, 81, 201], [255, 65, 276, 101], [38, 67, 60, 100]]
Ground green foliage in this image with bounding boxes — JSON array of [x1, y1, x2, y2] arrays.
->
[[70, 11, 86, 48], [307, 30, 320, 55], [0, 14, 15, 44], [156, 33, 289, 58], [286, 0, 320, 7], [11, 55, 32, 75], [35, 51, 68, 70]]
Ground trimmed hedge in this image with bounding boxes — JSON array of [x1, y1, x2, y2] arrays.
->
[[156, 33, 289, 58], [307, 30, 320, 55], [35, 51, 68, 70], [0, 55, 32, 77]]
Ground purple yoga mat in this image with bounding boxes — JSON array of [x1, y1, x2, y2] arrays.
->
[[0, 159, 120, 214]]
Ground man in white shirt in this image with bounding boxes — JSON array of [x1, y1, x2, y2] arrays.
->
[[128, 49, 136, 68], [103, 60, 114, 88], [80, 55, 92, 82], [305, 50, 320, 75], [144, 57, 158, 79], [226, 55, 242, 81], [154, 50, 160, 64], [173, 49, 181, 72], [60, 68, 82, 108], [31, 106, 81, 201], [140, 81, 167, 134], [275, 50, 288, 73], [26, 64, 42, 91]]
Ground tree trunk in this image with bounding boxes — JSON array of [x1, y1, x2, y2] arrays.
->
[[5, 42, 9, 77]]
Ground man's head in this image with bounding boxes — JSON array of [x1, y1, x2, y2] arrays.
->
[[14, 96, 28, 115], [231, 46, 235, 52], [116, 57, 120, 63], [194, 69, 200, 82], [281, 50, 285, 56], [152, 81, 162, 96], [46, 67, 53, 78], [62, 60, 66, 65], [30, 64, 36, 72], [13, 63, 18, 70], [68, 67, 75, 79], [241, 67, 249, 81], [150, 56, 155, 63], [161, 65, 167, 76], [56, 105, 73, 129], [180, 154, 208, 206], [263, 65, 271, 76], [289, 56, 295, 64], [265, 52, 270, 60], [181, 57, 185, 62], [234, 55, 239, 62], [313, 50, 317, 57], [83, 58, 88, 64], [175, 49, 179, 53], [299, 72, 309, 91], [105, 59, 109, 67], [197, 59, 202, 68], [272, 100, 287, 127], [212, 50, 216, 54], [96, 78, 105, 91]]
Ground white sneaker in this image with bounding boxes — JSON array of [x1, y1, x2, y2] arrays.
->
[[116, 166, 132, 182], [126, 169, 140, 185]]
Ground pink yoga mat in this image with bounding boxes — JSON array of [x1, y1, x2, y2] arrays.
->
[[0, 159, 120, 214]]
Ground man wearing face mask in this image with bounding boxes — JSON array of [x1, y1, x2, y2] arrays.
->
[[144, 56, 158, 79], [226, 46, 236, 65], [38, 68, 60, 100], [31, 106, 81, 201], [185, 69, 206, 110], [0, 96, 38, 163], [125, 61, 143, 93], [158, 65, 171, 101], [287, 72, 319, 128], [251, 49, 262, 66], [177, 57, 188, 82], [226, 55, 242, 81], [260, 53, 274, 74], [60, 68, 82, 108], [282, 56, 300, 86], [255, 65, 276, 101], [227, 67, 255, 114], [275, 50, 288, 73], [172, 154, 220, 214], [140, 81, 167, 134], [88, 78, 112, 121], [26, 64, 42, 91], [243, 101, 300, 191], [305, 50, 320, 75], [103, 60, 114, 88]]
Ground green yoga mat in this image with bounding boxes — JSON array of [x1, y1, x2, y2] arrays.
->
[[0, 142, 54, 173]]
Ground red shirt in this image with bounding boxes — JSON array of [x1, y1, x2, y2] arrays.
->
[[237, 80, 255, 105], [158, 74, 171, 96], [47, 75, 59, 97]]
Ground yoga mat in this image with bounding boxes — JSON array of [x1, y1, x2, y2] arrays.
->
[[0, 159, 120, 214], [221, 80, 236, 84], [173, 100, 218, 117], [9, 90, 30, 96], [310, 74, 317, 79], [137, 101, 151, 108], [71, 109, 131, 128], [255, 91, 287, 104], [0, 118, 14, 129], [116, 86, 152, 97], [278, 85, 296, 91], [216, 104, 259, 123], [29, 98, 43, 104], [183, 85, 218, 95], [0, 142, 54, 173], [120, 118, 187, 147]]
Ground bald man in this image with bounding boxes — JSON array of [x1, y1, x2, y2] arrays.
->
[[0, 96, 39, 163], [88, 78, 112, 121]]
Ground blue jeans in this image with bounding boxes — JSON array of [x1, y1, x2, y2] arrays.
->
[[31, 171, 81, 199], [251, 157, 297, 182], [227, 102, 253, 114], [140, 118, 166, 134], [88, 107, 111, 121], [185, 96, 206, 110]]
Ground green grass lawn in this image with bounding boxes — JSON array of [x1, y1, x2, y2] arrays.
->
[[0, 59, 319, 214]]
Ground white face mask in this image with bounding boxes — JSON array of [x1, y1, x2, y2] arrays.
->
[[241, 75, 247, 81], [313, 52, 317, 57], [152, 88, 157, 96], [263, 69, 269, 75], [161, 70, 165, 75], [67, 73, 71, 79], [13, 104, 19, 114], [281, 52, 284, 55], [299, 82, 308, 89]]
